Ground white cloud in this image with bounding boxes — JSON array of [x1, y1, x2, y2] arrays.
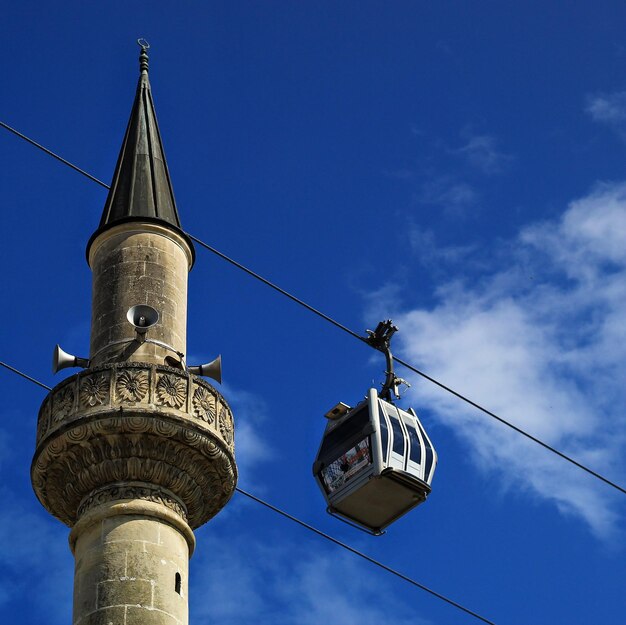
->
[[373, 182, 626, 538], [454, 133, 512, 175], [522, 181, 626, 272], [586, 91, 626, 137], [586, 92, 626, 124]]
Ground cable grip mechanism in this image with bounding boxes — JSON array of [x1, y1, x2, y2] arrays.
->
[[365, 319, 410, 402]]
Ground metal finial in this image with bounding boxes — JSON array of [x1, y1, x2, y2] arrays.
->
[[137, 38, 150, 74]]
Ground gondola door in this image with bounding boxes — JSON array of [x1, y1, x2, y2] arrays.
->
[[410, 408, 437, 484], [401, 408, 425, 480], [377, 399, 407, 471]]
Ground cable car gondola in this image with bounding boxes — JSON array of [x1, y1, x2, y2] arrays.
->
[[312, 321, 437, 534]]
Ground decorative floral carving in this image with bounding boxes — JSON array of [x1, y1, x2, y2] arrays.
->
[[78, 483, 187, 521], [219, 407, 234, 446], [157, 374, 186, 408], [37, 399, 51, 439], [34, 362, 238, 529], [116, 369, 148, 402], [80, 375, 108, 407], [53, 386, 74, 423], [192, 386, 216, 423], [33, 419, 237, 528]]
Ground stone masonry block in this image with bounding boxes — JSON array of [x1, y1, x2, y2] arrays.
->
[[73, 572, 97, 616], [121, 246, 159, 264], [78, 605, 125, 625], [126, 606, 180, 625], [152, 572, 186, 615], [76, 543, 127, 582], [150, 533, 184, 560], [102, 516, 160, 545], [75, 543, 129, 611], [98, 578, 153, 609], [74, 522, 103, 556], [136, 276, 165, 297], [126, 554, 184, 613]]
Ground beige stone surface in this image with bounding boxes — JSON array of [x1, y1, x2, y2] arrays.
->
[[73, 501, 190, 625], [33, 366, 237, 528], [89, 223, 193, 368], [33, 210, 236, 625]]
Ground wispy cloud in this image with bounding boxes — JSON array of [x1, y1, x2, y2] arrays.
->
[[453, 133, 513, 175], [586, 91, 626, 137], [222, 384, 273, 488], [419, 175, 478, 217], [191, 527, 432, 625], [388, 130, 508, 218], [0, 484, 73, 623], [408, 228, 476, 272], [369, 182, 626, 539]]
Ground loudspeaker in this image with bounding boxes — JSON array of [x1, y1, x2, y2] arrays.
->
[[127, 305, 159, 334], [52, 345, 90, 374], [189, 355, 222, 384]]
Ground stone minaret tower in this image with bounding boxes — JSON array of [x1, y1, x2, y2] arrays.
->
[[31, 45, 237, 625]]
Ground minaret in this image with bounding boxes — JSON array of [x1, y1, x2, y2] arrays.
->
[[31, 44, 237, 625]]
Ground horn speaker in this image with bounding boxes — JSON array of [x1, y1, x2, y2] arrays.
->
[[189, 355, 222, 384], [52, 344, 90, 374], [127, 305, 159, 335]]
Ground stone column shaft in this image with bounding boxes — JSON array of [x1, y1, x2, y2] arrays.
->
[[32, 49, 237, 625], [71, 499, 194, 625], [88, 224, 193, 368]]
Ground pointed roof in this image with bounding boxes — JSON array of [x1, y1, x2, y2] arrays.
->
[[88, 43, 194, 263]]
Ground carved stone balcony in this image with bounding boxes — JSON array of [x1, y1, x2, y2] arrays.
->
[[32, 362, 237, 529]]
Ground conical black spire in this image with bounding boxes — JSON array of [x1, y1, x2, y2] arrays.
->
[[93, 42, 185, 236], [99, 42, 181, 229], [87, 42, 194, 265]]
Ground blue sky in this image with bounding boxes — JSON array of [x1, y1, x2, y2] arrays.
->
[[1, 2, 626, 624]]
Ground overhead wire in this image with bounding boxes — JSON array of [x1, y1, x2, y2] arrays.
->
[[187, 234, 366, 341], [390, 355, 626, 496], [0, 361, 497, 625], [189, 234, 626, 495], [2, 121, 625, 499], [0, 361, 52, 391], [0, 121, 109, 189], [236, 487, 496, 625]]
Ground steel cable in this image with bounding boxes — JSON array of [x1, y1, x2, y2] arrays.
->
[[1, 360, 497, 625], [2, 120, 625, 498]]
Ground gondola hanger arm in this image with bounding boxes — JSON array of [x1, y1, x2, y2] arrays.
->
[[365, 320, 410, 402]]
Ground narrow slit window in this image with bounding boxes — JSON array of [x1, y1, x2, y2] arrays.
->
[[175, 572, 182, 595]]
